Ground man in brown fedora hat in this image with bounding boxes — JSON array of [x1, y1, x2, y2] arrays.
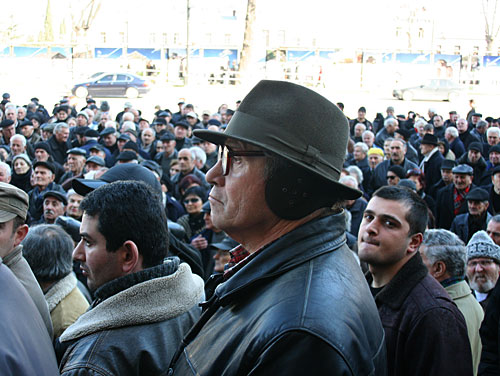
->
[[169, 80, 386, 375]]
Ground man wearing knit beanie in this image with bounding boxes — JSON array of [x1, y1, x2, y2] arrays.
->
[[466, 230, 500, 310]]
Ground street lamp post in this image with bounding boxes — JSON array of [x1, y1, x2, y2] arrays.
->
[[185, 0, 190, 85]]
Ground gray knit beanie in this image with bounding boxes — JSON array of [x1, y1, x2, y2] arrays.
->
[[467, 230, 500, 262]]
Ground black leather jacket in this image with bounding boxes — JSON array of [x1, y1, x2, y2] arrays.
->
[[169, 212, 387, 375]]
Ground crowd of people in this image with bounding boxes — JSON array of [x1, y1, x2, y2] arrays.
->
[[1, 83, 500, 375]]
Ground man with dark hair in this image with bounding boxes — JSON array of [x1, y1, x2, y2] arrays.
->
[[458, 118, 480, 151], [57, 180, 204, 375], [169, 80, 386, 374], [358, 185, 473, 376], [420, 229, 484, 375], [155, 132, 178, 177], [349, 106, 372, 135], [22, 224, 89, 338], [444, 110, 458, 128], [487, 215, 500, 245]]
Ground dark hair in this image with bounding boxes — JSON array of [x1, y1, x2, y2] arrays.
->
[[179, 174, 202, 194], [183, 186, 208, 202], [388, 165, 406, 179], [80, 181, 169, 268], [22, 224, 73, 282], [373, 185, 428, 236], [12, 216, 25, 234], [406, 168, 426, 190]]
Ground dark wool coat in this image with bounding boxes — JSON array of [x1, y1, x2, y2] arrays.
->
[[368, 252, 473, 376]]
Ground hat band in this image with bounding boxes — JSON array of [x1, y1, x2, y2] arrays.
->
[[225, 111, 342, 176], [0, 200, 26, 221]]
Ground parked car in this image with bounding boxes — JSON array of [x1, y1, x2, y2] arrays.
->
[[393, 79, 462, 101], [72, 72, 149, 98]]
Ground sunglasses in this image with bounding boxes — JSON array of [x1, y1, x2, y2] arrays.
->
[[184, 198, 201, 204], [219, 145, 266, 176], [386, 175, 397, 180]]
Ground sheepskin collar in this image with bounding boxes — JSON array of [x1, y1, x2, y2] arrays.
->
[[45, 272, 77, 312], [59, 261, 204, 343], [92, 257, 180, 307]]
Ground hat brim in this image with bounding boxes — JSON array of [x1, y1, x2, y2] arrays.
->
[[72, 179, 107, 196], [194, 129, 362, 200]]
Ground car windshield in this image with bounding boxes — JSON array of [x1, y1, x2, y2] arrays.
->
[[89, 72, 104, 79]]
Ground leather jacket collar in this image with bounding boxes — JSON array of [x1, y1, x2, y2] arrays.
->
[[215, 211, 347, 305]]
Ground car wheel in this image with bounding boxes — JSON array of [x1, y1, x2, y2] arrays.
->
[[75, 87, 88, 98], [126, 87, 139, 99], [402, 91, 414, 101], [447, 92, 459, 102]]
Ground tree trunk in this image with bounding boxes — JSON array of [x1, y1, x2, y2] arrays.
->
[[239, 0, 256, 77]]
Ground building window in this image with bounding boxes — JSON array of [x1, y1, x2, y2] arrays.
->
[[162, 33, 168, 45], [100, 32, 106, 43], [454, 45, 461, 55], [396, 27, 402, 37], [205, 33, 212, 44], [174, 33, 179, 44], [436, 45, 441, 54], [418, 28, 424, 38], [149, 33, 156, 44], [473, 46, 479, 55], [224, 33, 231, 44], [119, 32, 125, 43], [262, 30, 269, 47]]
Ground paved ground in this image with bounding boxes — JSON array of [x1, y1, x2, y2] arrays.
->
[[5, 66, 500, 122]]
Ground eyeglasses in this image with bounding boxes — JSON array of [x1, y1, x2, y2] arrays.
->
[[219, 145, 266, 176], [184, 198, 201, 204], [386, 175, 397, 180], [467, 259, 496, 268]]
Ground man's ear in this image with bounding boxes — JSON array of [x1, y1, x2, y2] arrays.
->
[[14, 224, 29, 248], [117, 240, 143, 274], [408, 233, 423, 255], [431, 261, 447, 279]]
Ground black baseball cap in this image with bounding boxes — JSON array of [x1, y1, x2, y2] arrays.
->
[[73, 163, 162, 196]]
